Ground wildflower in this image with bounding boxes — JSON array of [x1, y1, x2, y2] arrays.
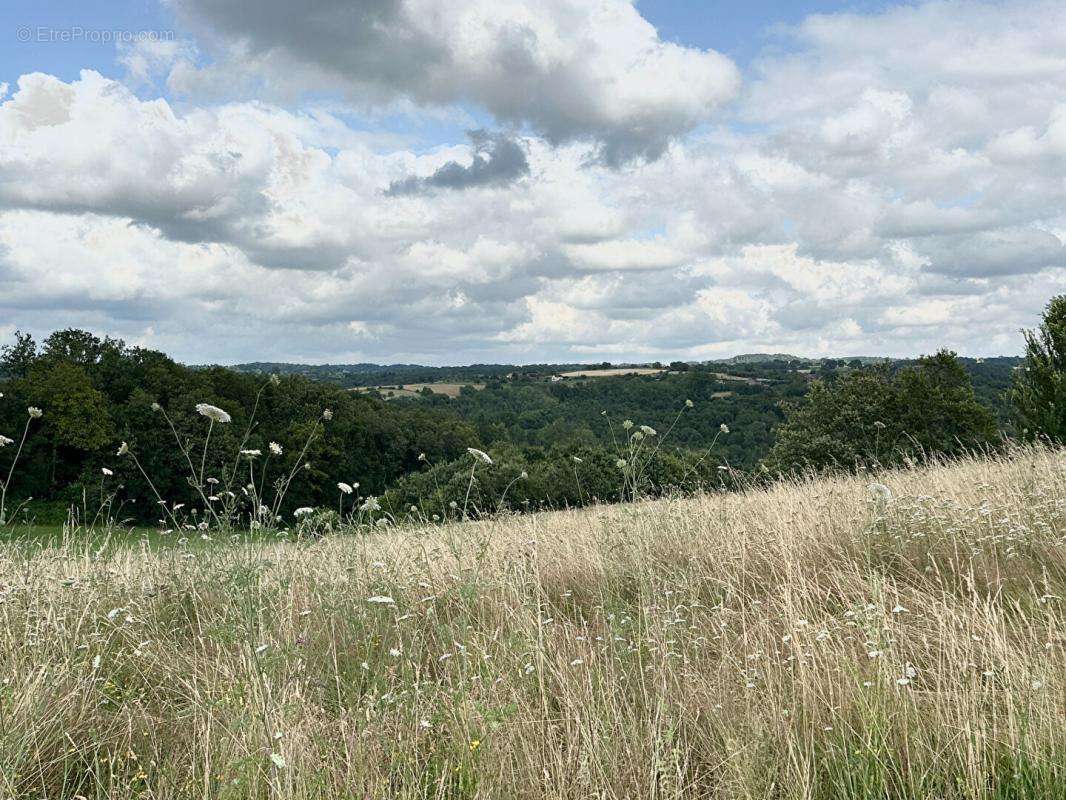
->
[[241, 449, 262, 458], [269, 753, 286, 769], [891, 604, 907, 614], [117, 442, 130, 456], [0, 435, 13, 448], [719, 423, 730, 434], [293, 507, 314, 517], [28, 407, 43, 419], [868, 483, 892, 501], [616, 459, 627, 469], [685, 399, 694, 408], [389, 647, 401, 657], [195, 403, 231, 423], [572, 456, 583, 463], [322, 409, 333, 420], [519, 471, 528, 479], [367, 595, 395, 605], [469, 739, 481, 752], [622, 419, 634, 430], [420, 719, 432, 729], [255, 644, 270, 654], [150, 402, 162, 412], [269, 442, 283, 456], [467, 447, 493, 465], [418, 452, 427, 461], [101, 467, 113, 476], [270, 374, 281, 386], [873, 420, 886, 429], [640, 425, 657, 436], [360, 496, 382, 513], [338, 482, 354, 494]]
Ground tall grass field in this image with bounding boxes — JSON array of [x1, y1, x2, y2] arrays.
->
[[1, 447, 1063, 799]]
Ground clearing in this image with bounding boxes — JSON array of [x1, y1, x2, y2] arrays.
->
[[1, 447, 1063, 798]]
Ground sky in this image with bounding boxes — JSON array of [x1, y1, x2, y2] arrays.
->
[[0, 0, 1063, 365]]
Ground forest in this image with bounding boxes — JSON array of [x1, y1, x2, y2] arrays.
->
[[0, 325, 1028, 527]]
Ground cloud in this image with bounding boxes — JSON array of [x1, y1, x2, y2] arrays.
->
[[170, 0, 740, 164], [2, 1, 1066, 363], [386, 131, 529, 195]]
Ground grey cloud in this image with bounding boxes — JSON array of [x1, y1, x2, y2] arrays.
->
[[922, 229, 1065, 278], [171, 0, 739, 165], [387, 131, 529, 196]]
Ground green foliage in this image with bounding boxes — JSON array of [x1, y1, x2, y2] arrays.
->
[[0, 329, 480, 523], [1010, 294, 1066, 442], [765, 350, 1000, 473]]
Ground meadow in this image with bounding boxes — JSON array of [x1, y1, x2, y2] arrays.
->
[[0, 446, 1062, 799]]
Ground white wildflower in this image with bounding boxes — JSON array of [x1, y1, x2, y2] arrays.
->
[[467, 447, 493, 465], [337, 482, 354, 495], [0, 435, 14, 447], [117, 442, 129, 456], [101, 467, 113, 476], [195, 403, 231, 423], [719, 423, 730, 434], [293, 507, 314, 517], [269, 442, 283, 456], [868, 483, 892, 501], [367, 595, 395, 605], [27, 406, 43, 419]]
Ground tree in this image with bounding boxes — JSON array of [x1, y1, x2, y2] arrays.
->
[[0, 331, 37, 379], [765, 350, 999, 473], [1010, 295, 1066, 442]]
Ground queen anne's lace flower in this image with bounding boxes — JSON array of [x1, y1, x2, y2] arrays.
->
[[195, 403, 231, 424], [467, 448, 493, 465]]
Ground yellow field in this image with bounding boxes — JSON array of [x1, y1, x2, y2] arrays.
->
[[557, 367, 665, 378], [351, 382, 485, 399], [1, 447, 1063, 798]]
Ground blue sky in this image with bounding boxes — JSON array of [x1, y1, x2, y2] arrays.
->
[[0, 0, 1063, 364]]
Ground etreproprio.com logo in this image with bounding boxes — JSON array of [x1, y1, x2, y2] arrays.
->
[[16, 26, 175, 44]]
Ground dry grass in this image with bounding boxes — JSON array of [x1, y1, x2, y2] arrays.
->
[[557, 368, 666, 378], [1, 448, 1064, 798], [351, 383, 485, 399]]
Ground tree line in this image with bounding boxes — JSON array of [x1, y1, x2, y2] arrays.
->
[[1, 296, 1062, 527]]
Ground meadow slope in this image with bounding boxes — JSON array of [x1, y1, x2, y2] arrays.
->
[[1, 448, 1064, 799]]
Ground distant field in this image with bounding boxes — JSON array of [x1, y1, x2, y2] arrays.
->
[[351, 382, 485, 399], [557, 367, 665, 378]]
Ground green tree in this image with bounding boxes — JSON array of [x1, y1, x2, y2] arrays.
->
[[765, 350, 999, 473], [1010, 295, 1066, 442], [0, 331, 37, 378]]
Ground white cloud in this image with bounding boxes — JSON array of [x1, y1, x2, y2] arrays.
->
[[1, 0, 1065, 363], [168, 0, 741, 164]]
